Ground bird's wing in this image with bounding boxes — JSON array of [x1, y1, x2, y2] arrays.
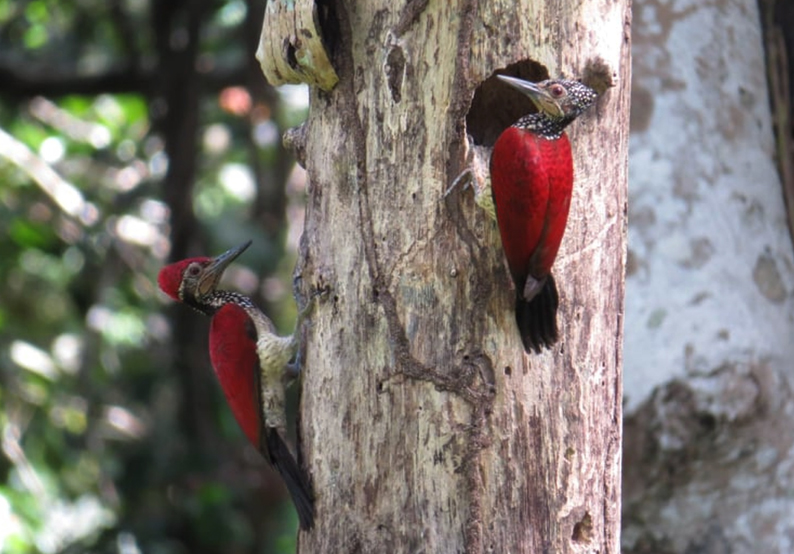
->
[[208, 303, 262, 448], [491, 127, 551, 285], [209, 303, 315, 529], [528, 134, 573, 278]]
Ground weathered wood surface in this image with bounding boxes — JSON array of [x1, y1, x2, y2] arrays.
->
[[266, 1, 631, 551]]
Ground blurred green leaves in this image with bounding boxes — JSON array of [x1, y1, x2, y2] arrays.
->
[[0, 0, 308, 552]]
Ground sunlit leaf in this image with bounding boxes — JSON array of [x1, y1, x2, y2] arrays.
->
[[24, 0, 46, 21], [19, 249, 70, 283], [113, 95, 149, 127], [87, 305, 147, 347], [216, 0, 247, 27], [8, 120, 48, 151], [58, 97, 93, 118], [197, 482, 231, 506], [22, 24, 47, 49], [0, 0, 15, 24], [9, 219, 53, 249], [0, 491, 34, 554]]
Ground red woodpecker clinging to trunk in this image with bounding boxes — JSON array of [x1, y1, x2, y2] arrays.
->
[[157, 241, 314, 529], [490, 75, 597, 353]]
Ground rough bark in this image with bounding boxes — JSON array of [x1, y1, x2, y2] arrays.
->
[[287, 1, 630, 552], [623, 0, 794, 552]]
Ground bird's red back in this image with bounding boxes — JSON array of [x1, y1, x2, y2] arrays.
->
[[208, 303, 261, 448], [491, 127, 573, 285]]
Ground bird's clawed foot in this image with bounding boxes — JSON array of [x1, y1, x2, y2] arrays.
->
[[444, 167, 474, 198], [283, 361, 301, 384], [285, 287, 330, 384], [444, 136, 496, 220], [295, 287, 329, 329]]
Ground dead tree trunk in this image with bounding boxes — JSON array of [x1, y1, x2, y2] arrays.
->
[[262, 1, 631, 551]]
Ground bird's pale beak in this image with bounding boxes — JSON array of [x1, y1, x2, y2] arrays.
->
[[496, 75, 564, 118], [197, 240, 252, 297]]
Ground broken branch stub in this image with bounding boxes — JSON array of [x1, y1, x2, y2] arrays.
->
[[256, 0, 339, 92]]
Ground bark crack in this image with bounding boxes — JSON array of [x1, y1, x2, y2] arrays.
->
[[392, 0, 430, 38], [335, 2, 492, 551], [445, 2, 487, 552]]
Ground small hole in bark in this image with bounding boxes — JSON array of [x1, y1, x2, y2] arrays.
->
[[504, 366, 512, 376], [465, 60, 548, 147], [284, 40, 299, 70], [698, 413, 717, 432], [315, 0, 341, 61], [572, 512, 593, 543], [376, 380, 385, 393], [385, 45, 405, 103]]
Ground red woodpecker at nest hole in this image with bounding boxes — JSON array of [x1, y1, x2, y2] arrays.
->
[[157, 240, 314, 529], [448, 75, 597, 353], [491, 75, 597, 353]]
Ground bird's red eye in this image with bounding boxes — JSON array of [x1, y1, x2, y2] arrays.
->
[[550, 84, 565, 97]]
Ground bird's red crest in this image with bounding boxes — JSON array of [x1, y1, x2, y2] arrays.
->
[[157, 258, 209, 300]]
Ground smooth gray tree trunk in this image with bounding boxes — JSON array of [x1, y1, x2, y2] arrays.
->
[[623, 0, 794, 552]]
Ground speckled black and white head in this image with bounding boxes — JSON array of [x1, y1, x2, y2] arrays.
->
[[498, 75, 598, 139]]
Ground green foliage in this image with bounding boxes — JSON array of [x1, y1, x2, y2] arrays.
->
[[0, 0, 308, 552]]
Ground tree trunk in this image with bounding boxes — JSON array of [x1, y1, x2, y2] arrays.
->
[[622, 0, 794, 552], [282, 1, 631, 551]]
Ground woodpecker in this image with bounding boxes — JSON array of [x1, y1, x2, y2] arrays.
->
[[157, 241, 314, 529], [490, 75, 597, 353]]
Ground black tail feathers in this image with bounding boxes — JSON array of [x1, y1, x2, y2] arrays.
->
[[515, 274, 560, 353], [265, 428, 315, 529]]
